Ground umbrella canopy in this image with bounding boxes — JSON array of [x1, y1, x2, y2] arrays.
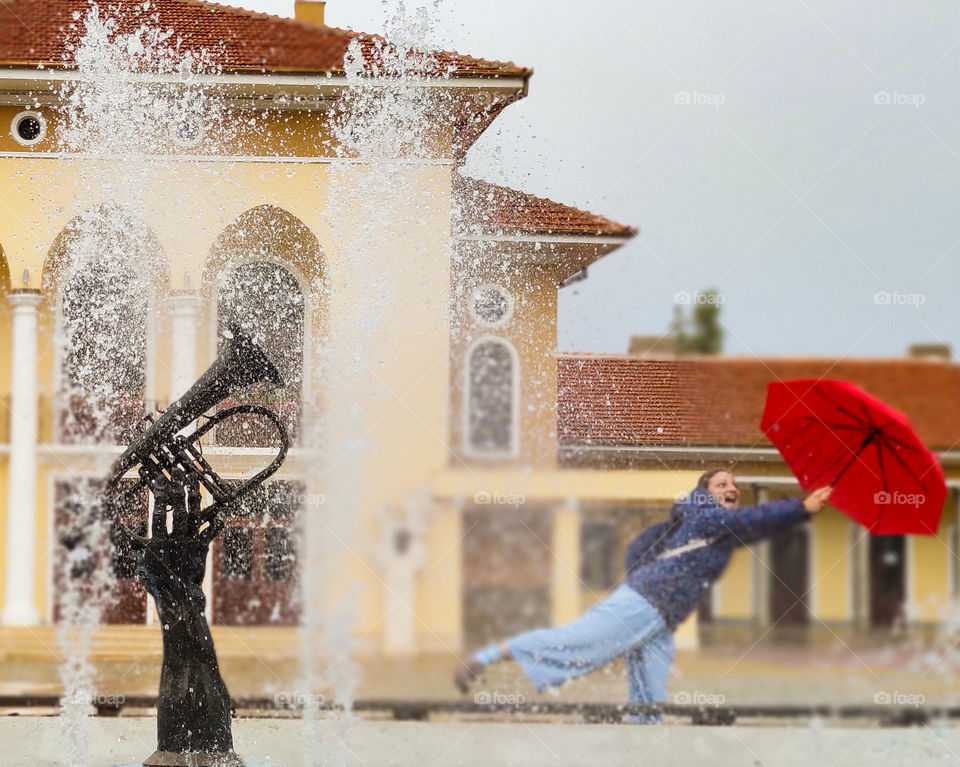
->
[[761, 379, 946, 535]]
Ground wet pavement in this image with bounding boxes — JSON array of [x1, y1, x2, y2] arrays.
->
[[2, 635, 958, 709], [2, 716, 959, 767]]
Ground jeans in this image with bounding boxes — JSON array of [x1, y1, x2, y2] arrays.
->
[[505, 584, 674, 716]]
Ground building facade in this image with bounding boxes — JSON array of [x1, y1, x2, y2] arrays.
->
[[1, 0, 956, 664]]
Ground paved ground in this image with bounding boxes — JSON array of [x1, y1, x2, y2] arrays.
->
[[2, 716, 959, 767], [3, 640, 959, 708], [4, 634, 960, 766]]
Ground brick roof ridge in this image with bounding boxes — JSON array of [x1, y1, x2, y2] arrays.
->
[[559, 353, 959, 367], [181, 0, 352, 38]]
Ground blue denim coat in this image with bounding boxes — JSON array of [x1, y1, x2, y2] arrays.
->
[[624, 488, 807, 630]]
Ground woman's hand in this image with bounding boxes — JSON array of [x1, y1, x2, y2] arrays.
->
[[803, 486, 833, 514]]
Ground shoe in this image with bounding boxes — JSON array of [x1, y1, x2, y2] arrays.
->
[[454, 659, 485, 693]]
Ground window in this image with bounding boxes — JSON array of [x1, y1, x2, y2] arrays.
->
[[62, 263, 147, 396], [60, 260, 149, 443], [466, 338, 517, 457], [10, 110, 47, 146], [470, 283, 513, 326], [580, 521, 617, 590], [170, 118, 204, 147], [213, 480, 302, 625], [264, 528, 296, 581], [216, 261, 304, 445], [223, 528, 253, 580]]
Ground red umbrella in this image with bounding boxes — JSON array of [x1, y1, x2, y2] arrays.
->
[[761, 379, 946, 535]]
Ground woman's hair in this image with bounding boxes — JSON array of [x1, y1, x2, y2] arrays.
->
[[697, 468, 732, 489]]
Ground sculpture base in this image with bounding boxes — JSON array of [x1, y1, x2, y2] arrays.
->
[[143, 749, 244, 766]]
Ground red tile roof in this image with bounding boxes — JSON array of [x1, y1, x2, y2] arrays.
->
[[455, 175, 637, 238], [558, 355, 960, 451], [0, 0, 530, 77]]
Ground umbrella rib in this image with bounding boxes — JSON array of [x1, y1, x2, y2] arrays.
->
[[829, 434, 876, 485], [875, 433, 930, 493], [778, 418, 869, 453], [857, 399, 879, 430], [875, 436, 889, 500], [876, 430, 925, 454], [785, 420, 873, 433], [872, 441, 886, 539], [810, 385, 869, 427], [779, 418, 882, 486], [806, 391, 885, 482], [800, 439, 864, 485]]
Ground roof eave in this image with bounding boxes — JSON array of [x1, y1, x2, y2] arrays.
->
[[559, 443, 960, 466], [456, 230, 636, 244], [0, 64, 530, 90]]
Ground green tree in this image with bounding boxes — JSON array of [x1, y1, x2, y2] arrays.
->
[[674, 289, 723, 355]]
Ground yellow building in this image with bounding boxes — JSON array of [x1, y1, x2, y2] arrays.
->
[[0, 0, 640, 656], [1, 0, 957, 668]]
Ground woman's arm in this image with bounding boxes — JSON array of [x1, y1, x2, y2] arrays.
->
[[691, 487, 830, 545], [692, 497, 805, 544]]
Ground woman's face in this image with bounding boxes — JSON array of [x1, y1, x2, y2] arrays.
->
[[707, 471, 740, 509]]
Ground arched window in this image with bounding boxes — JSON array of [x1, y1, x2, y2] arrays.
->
[[465, 337, 518, 457], [216, 261, 305, 446], [59, 261, 149, 443]]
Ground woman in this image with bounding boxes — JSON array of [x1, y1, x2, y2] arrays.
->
[[455, 469, 832, 715]]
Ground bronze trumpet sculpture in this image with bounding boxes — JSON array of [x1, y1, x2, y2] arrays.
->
[[105, 327, 289, 767]]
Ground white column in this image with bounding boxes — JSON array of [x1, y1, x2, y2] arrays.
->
[[375, 513, 427, 656], [2, 290, 43, 625], [851, 523, 870, 630], [382, 552, 420, 656], [751, 484, 771, 628], [166, 292, 201, 402], [550, 498, 581, 627], [164, 292, 209, 619]]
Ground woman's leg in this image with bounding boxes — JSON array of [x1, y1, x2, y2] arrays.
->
[[625, 626, 675, 723], [460, 584, 667, 694]]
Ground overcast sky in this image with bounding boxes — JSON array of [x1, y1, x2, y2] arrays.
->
[[233, 1, 960, 360]]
